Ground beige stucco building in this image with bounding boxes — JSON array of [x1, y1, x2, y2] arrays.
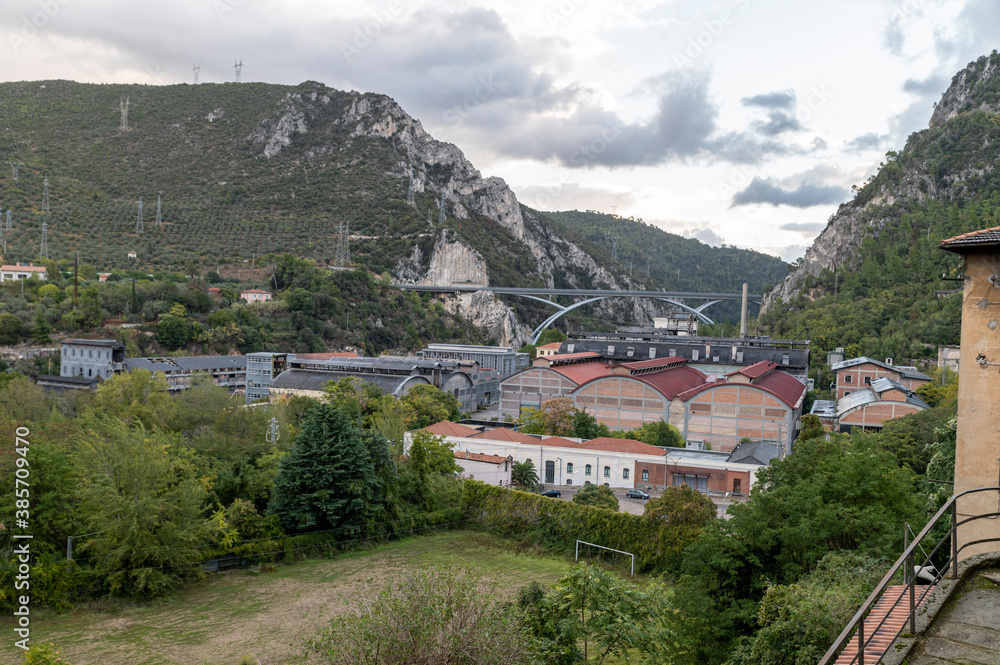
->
[[940, 226, 1000, 560]]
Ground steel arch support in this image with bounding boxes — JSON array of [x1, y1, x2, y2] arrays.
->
[[530, 297, 607, 343], [652, 299, 715, 326], [516, 294, 565, 310], [694, 300, 721, 314]]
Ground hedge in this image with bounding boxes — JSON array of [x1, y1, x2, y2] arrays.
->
[[461, 482, 671, 573]]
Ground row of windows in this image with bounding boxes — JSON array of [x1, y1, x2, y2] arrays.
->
[[564, 462, 630, 480]]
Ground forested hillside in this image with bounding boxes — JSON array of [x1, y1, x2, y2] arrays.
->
[[760, 53, 1000, 374]]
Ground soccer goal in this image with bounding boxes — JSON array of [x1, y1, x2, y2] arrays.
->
[[575, 540, 635, 577]]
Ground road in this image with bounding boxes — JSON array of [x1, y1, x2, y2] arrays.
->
[[538, 485, 742, 519]]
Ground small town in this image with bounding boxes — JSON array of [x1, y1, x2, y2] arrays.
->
[[1, 3, 1000, 665]]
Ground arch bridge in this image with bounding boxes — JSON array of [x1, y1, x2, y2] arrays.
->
[[393, 284, 761, 344]]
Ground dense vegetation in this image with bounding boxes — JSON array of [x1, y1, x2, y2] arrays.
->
[[760, 53, 1000, 377]]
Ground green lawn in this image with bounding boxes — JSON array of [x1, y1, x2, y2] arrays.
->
[[4, 531, 576, 665]]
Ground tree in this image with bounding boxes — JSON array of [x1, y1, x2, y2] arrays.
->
[[642, 485, 716, 567], [0, 312, 23, 344], [520, 398, 575, 435], [268, 404, 379, 534], [511, 459, 539, 490], [572, 409, 610, 439], [156, 315, 190, 350], [400, 384, 461, 428], [308, 567, 535, 664], [572, 484, 619, 511], [74, 416, 210, 598], [92, 369, 176, 430]]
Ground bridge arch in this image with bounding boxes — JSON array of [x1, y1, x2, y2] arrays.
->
[[527, 295, 730, 344]]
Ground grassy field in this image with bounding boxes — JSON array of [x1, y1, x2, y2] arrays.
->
[[3, 531, 577, 665]]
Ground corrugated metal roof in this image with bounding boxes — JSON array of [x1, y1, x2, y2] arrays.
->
[[752, 370, 808, 408], [870, 377, 907, 394], [620, 355, 686, 371], [550, 361, 612, 385], [939, 225, 1000, 251], [271, 368, 429, 395], [297, 355, 462, 373], [810, 400, 837, 418], [547, 352, 603, 362], [64, 339, 121, 348], [728, 360, 778, 379], [635, 365, 709, 399], [126, 356, 246, 372]]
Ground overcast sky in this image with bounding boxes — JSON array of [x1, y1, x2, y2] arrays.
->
[[2, 0, 999, 262]]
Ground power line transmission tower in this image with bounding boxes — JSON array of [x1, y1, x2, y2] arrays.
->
[[5, 210, 10, 230], [438, 191, 447, 225], [406, 166, 415, 204], [119, 96, 130, 132], [335, 221, 350, 267], [40, 221, 48, 259], [611, 205, 618, 217], [42, 177, 49, 212], [156, 195, 162, 225], [9, 162, 18, 181], [233, 59, 244, 82], [605, 233, 620, 260], [265, 417, 280, 447], [135, 197, 144, 234], [192, 64, 201, 84]]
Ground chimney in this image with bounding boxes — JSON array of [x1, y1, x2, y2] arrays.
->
[[739, 282, 749, 337]]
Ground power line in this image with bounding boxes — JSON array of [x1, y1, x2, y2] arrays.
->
[[605, 233, 620, 260], [42, 176, 49, 212], [233, 59, 244, 83], [40, 220, 48, 258], [135, 197, 144, 234], [8, 161, 18, 181], [192, 64, 201, 85], [156, 195, 162, 226]]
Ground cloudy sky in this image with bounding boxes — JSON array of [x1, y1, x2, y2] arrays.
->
[[2, 0, 999, 261]]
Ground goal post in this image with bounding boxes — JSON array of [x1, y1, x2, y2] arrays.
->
[[575, 540, 635, 577]]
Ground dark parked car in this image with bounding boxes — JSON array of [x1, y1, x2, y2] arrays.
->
[[625, 489, 650, 500], [541, 489, 562, 498]]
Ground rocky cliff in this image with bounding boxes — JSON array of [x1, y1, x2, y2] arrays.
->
[[763, 52, 1000, 312]]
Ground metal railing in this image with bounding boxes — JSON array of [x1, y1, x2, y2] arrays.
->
[[818, 486, 1000, 665]]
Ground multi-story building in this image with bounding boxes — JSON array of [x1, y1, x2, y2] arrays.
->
[[124, 356, 246, 392], [60, 339, 126, 380], [652, 312, 698, 336], [831, 356, 931, 400], [419, 344, 525, 405], [245, 352, 289, 404]]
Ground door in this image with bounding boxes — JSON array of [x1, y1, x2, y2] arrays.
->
[[545, 460, 555, 485]]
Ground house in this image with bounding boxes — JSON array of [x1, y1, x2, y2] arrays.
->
[[240, 289, 273, 303], [61, 339, 126, 380], [0, 262, 47, 282], [939, 225, 1000, 559], [831, 356, 931, 401], [208, 287, 221, 296], [98, 272, 112, 282], [835, 377, 930, 432], [453, 451, 512, 485], [535, 342, 563, 357]]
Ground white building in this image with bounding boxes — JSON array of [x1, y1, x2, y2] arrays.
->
[[453, 450, 512, 486], [0, 262, 47, 282]]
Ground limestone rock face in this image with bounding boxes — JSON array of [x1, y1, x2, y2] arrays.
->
[[930, 54, 1000, 128]]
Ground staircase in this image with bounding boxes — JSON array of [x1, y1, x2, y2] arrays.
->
[[834, 585, 935, 664]]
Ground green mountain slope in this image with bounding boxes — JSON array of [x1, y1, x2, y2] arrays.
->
[[760, 53, 1000, 375]]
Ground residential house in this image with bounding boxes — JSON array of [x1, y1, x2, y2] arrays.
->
[[0, 262, 47, 282], [831, 356, 931, 401], [535, 342, 563, 357], [240, 289, 273, 303]]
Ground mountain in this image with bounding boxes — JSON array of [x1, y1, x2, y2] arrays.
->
[[759, 53, 1000, 372], [0, 79, 783, 345]]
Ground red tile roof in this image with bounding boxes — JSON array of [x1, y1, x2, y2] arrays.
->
[[546, 352, 602, 362], [539, 436, 582, 447], [727, 360, 778, 379], [454, 450, 509, 465], [572, 437, 666, 456], [939, 225, 1000, 251], [550, 361, 612, 385], [620, 355, 687, 371], [536, 342, 563, 350], [422, 421, 481, 437], [241, 289, 272, 294], [0, 264, 46, 272], [472, 427, 542, 444], [752, 370, 808, 408], [296, 352, 361, 360]]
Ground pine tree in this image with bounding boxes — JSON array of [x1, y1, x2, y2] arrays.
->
[[268, 404, 378, 534]]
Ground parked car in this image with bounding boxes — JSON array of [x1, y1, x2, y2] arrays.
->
[[625, 489, 650, 500], [541, 489, 562, 498]]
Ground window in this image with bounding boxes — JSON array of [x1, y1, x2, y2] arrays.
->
[[844, 390, 851, 396], [649, 348, 656, 359], [585, 464, 592, 476], [567, 478, 572, 485], [641, 469, 649, 482], [844, 375, 853, 384], [864, 376, 872, 385], [781, 354, 789, 365], [603, 466, 610, 478], [623, 468, 630, 480], [87, 368, 92, 377], [89, 349, 93, 358], [691, 350, 699, 361], [607, 345, 615, 355], [566, 463, 574, 474]]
